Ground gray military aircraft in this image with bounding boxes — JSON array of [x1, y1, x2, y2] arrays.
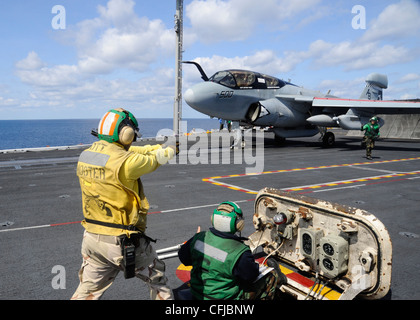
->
[[183, 61, 420, 146]]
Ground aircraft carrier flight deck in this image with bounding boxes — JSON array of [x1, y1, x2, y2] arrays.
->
[[0, 130, 419, 300]]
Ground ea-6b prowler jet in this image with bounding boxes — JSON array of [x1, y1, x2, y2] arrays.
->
[[183, 61, 420, 146]]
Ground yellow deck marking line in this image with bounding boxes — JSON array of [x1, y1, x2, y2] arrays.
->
[[203, 157, 420, 194]]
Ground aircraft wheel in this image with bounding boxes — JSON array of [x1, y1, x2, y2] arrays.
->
[[322, 132, 335, 147]]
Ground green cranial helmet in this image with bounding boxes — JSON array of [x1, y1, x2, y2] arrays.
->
[[211, 201, 244, 234], [370, 116, 378, 123], [97, 108, 140, 144]]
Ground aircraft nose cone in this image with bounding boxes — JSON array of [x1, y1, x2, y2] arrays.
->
[[184, 88, 195, 107], [183, 82, 219, 116]]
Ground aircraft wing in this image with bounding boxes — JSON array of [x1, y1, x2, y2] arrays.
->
[[312, 97, 420, 115], [305, 97, 420, 130]]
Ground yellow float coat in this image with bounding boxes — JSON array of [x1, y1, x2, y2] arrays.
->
[[77, 140, 162, 236]]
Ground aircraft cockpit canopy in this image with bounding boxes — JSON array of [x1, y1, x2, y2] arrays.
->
[[209, 70, 286, 89]]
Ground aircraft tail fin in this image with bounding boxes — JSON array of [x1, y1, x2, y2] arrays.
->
[[359, 73, 388, 100]]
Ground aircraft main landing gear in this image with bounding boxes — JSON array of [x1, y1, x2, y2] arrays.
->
[[322, 131, 335, 147], [318, 127, 335, 147]]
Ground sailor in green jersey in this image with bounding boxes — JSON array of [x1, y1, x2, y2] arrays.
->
[[178, 202, 285, 300], [361, 116, 380, 160]]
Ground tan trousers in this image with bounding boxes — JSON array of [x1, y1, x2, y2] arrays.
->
[[71, 231, 173, 300]]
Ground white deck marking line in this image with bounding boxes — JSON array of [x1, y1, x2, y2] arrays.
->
[[0, 200, 253, 234]]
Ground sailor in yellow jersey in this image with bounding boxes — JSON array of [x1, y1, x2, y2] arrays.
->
[[71, 108, 176, 300]]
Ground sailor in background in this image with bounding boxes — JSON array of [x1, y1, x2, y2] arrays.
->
[[361, 116, 380, 160]]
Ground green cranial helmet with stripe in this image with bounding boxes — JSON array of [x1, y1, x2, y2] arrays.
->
[[211, 201, 244, 234], [97, 108, 140, 144]]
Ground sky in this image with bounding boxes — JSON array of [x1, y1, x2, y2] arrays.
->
[[0, 0, 419, 120]]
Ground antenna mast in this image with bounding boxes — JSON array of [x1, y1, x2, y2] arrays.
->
[[173, 0, 183, 136]]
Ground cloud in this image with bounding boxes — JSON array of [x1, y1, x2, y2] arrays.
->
[[74, 0, 174, 75], [15, 52, 81, 87], [13, 0, 178, 113], [186, 0, 321, 43], [306, 40, 411, 70], [97, 0, 137, 27], [16, 0, 175, 87], [15, 51, 46, 70], [317, 77, 366, 99], [0, 96, 18, 107], [186, 0, 420, 76], [398, 73, 420, 83], [279, 0, 420, 71], [15, 53, 176, 115], [361, 0, 420, 43], [11, 0, 179, 117]]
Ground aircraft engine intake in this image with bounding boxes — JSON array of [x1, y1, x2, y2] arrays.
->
[[246, 103, 261, 122], [253, 98, 308, 128]]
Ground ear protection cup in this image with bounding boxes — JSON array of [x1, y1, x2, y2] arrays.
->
[[236, 217, 244, 232], [119, 125, 135, 146]]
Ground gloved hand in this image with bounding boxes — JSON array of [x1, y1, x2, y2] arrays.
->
[[162, 142, 180, 155], [156, 146, 175, 164]]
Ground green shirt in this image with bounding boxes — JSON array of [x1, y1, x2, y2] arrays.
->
[[189, 231, 250, 300], [362, 123, 380, 139]]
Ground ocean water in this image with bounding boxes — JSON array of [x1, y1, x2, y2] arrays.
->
[[0, 118, 220, 150]]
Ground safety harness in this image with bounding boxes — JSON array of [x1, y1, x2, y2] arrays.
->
[[84, 218, 140, 231]]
